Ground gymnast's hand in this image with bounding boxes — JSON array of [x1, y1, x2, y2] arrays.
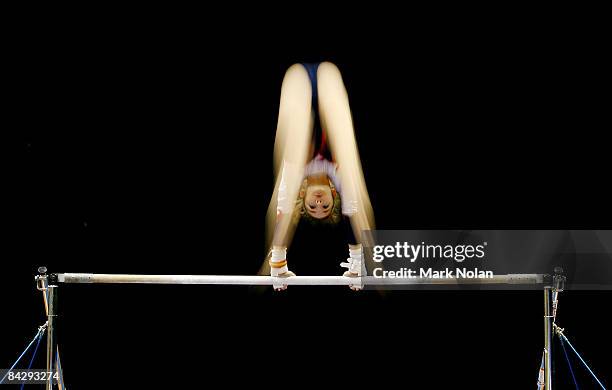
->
[[269, 246, 294, 291], [341, 244, 365, 291], [343, 271, 362, 291], [272, 270, 296, 291]]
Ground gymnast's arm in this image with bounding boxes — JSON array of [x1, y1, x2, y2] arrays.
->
[[267, 163, 301, 291]]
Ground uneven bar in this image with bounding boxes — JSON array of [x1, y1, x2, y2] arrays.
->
[[57, 273, 545, 286]]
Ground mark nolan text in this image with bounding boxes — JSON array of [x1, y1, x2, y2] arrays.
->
[[373, 267, 494, 279]]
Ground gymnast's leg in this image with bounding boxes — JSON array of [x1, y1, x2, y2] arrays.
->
[[317, 62, 375, 244]]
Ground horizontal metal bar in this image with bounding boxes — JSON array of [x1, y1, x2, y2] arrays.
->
[[56, 273, 545, 286]]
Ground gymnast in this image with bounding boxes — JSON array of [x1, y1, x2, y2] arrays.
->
[[263, 62, 375, 291]]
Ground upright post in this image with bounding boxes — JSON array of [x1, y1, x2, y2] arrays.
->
[[544, 287, 552, 390], [46, 282, 58, 390]]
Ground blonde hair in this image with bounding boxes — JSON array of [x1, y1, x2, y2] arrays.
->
[[293, 178, 342, 226]]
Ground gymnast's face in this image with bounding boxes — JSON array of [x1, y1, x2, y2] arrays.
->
[[304, 183, 333, 219]]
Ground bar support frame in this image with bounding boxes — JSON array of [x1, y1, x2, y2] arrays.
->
[[46, 284, 57, 390], [34, 269, 556, 388]]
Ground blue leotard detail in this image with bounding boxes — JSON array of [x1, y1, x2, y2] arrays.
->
[[301, 63, 320, 109]]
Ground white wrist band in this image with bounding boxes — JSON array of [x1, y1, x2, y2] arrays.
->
[[270, 247, 289, 277], [271, 247, 287, 262], [341, 246, 365, 276]]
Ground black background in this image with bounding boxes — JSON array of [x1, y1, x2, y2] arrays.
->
[[7, 18, 611, 389]]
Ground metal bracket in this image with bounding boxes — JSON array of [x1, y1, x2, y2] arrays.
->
[[553, 266, 566, 293], [553, 323, 565, 337], [35, 266, 48, 291], [48, 273, 58, 285]]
